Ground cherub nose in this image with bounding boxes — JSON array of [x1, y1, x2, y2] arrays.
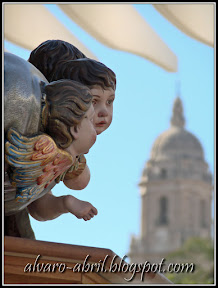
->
[[98, 107, 108, 117]]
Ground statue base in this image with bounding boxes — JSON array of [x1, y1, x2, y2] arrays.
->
[[4, 236, 172, 284]]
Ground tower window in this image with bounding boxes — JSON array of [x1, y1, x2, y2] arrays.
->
[[200, 199, 207, 228], [160, 168, 167, 178], [157, 196, 169, 225]]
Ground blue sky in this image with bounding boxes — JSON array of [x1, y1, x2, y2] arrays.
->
[[4, 4, 214, 259]]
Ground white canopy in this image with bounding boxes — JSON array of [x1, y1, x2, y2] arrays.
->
[[153, 4, 214, 47], [3, 4, 98, 60], [58, 4, 178, 72]]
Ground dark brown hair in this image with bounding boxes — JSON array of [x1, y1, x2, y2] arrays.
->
[[28, 40, 87, 82], [43, 79, 92, 149], [51, 58, 116, 91]]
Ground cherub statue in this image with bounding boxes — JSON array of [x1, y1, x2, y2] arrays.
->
[[4, 52, 97, 238], [27, 41, 116, 217], [5, 40, 116, 239]]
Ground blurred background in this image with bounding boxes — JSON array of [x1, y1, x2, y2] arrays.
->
[[3, 3, 215, 284]]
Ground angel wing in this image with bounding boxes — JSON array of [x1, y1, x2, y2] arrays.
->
[[5, 128, 73, 203]]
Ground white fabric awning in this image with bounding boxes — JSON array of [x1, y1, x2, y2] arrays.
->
[[3, 4, 98, 60], [58, 4, 178, 72], [153, 4, 214, 47]]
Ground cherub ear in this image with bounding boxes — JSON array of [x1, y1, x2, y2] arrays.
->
[[70, 126, 80, 140]]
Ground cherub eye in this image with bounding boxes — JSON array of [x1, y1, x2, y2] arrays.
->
[[92, 99, 97, 106], [107, 99, 114, 105]]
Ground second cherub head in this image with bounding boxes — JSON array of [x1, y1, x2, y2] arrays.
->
[[28, 40, 116, 135]]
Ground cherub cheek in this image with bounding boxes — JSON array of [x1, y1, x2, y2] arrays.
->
[[92, 133, 97, 144], [107, 116, 113, 126]]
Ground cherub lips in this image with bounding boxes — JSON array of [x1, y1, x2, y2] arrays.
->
[[95, 121, 106, 127]]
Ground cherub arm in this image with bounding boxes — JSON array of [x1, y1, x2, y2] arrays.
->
[[63, 165, 90, 190], [57, 154, 91, 190], [27, 190, 98, 221], [5, 129, 97, 221], [27, 155, 96, 222]]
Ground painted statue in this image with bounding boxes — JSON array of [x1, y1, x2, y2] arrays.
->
[[4, 52, 96, 237], [4, 41, 116, 239], [27, 40, 116, 218]]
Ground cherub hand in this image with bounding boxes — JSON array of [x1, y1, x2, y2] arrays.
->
[[63, 195, 98, 221]]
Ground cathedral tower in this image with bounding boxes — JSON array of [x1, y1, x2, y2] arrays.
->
[[129, 97, 213, 264]]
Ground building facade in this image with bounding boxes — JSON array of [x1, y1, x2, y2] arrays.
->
[[129, 97, 213, 264]]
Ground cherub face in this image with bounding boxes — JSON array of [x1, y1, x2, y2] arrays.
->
[[91, 85, 115, 135], [66, 105, 97, 156]]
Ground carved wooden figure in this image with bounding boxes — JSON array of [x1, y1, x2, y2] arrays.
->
[[4, 52, 97, 238], [4, 40, 117, 239]]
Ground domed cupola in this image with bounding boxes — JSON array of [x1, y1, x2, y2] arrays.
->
[[150, 97, 204, 162], [140, 97, 211, 184]]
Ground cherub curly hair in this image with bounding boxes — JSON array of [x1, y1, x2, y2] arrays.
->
[[28, 40, 87, 82], [42, 79, 92, 149], [51, 58, 116, 91]]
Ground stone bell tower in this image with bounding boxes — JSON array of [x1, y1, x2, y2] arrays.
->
[[128, 97, 213, 264]]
